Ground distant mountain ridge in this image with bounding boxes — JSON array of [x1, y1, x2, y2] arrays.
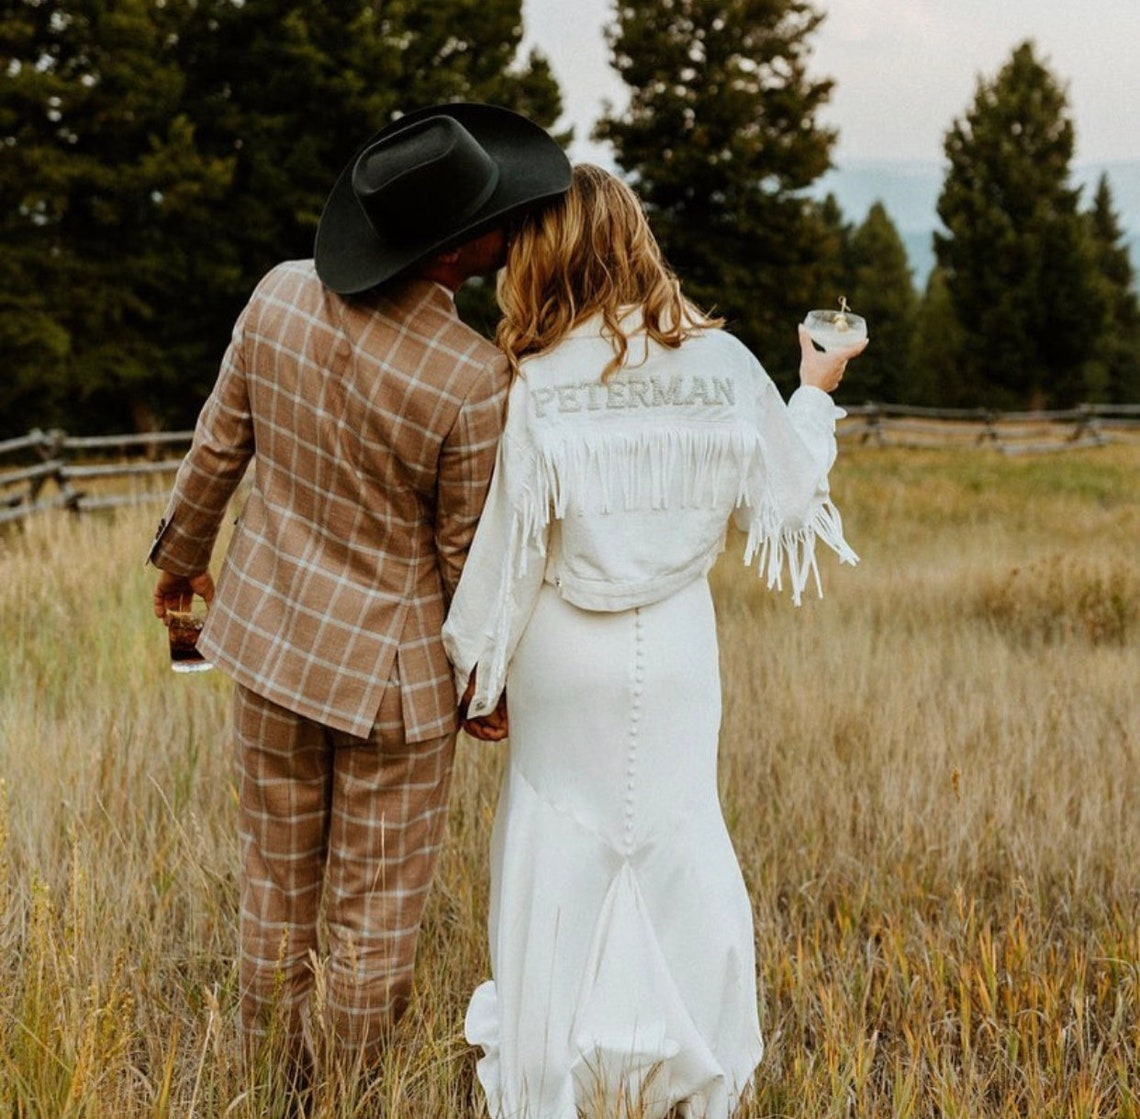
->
[[812, 158, 1140, 290]]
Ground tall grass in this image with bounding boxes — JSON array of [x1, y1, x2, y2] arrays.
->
[[0, 445, 1137, 1117]]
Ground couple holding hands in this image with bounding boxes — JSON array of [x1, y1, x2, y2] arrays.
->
[[150, 101, 864, 1118]]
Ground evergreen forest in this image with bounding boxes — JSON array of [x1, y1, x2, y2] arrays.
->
[[2, 0, 1138, 437]]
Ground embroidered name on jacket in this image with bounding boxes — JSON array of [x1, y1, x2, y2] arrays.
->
[[530, 375, 736, 418]]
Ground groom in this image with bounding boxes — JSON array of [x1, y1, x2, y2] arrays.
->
[[149, 103, 569, 1071]]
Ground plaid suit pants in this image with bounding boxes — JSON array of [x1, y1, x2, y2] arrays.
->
[[233, 669, 455, 1059]]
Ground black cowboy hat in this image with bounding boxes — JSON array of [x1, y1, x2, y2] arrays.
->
[[314, 102, 571, 295]]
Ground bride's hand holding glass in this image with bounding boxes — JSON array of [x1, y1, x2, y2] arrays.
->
[[798, 299, 869, 394]]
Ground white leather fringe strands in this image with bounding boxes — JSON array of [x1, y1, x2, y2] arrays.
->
[[742, 496, 859, 606], [527, 425, 858, 606], [532, 425, 758, 518]]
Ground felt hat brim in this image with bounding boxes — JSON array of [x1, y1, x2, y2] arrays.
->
[[315, 102, 571, 295]]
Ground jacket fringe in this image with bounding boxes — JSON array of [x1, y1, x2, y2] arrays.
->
[[742, 495, 859, 606], [532, 425, 758, 522], [525, 424, 856, 595]]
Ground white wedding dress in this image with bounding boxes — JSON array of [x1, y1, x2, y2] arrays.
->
[[443, 314, 854, 1119], [465, 577, 763, 1119]]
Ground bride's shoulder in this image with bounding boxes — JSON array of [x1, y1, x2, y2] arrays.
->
[[687, 324, 749, 356], [681, 326, 768, 380]]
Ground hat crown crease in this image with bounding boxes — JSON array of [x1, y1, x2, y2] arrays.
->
[[351, 117, 501, 247]]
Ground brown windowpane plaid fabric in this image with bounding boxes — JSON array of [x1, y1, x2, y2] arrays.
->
[[149, 259, 508, 1056], [150, 260, 509, 741], [233, 679, 454, 1051]]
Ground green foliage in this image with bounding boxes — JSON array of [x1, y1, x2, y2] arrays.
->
[[0, 0, 563, 436], [811, 191, 853, 308], [0, 0, 234, 434], [595, 0, 838, 390], [1084, 174, 1140, 403], [843, 203, 917, 404], [908, 265, 970, 407], [934, 41, 1106, 410]]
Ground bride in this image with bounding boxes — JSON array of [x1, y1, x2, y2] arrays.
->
[[443, 163, 866, 1119]]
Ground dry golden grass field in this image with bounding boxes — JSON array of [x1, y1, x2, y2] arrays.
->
[[0, 444, 1137, 1118]]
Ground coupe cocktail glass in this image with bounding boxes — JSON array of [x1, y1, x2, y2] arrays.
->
[[803, 298, 867, 351]]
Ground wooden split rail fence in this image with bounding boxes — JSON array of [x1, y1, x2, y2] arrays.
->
[[3, 403, 1140, 527], [0, 428, 193, 528], [839, 401, 1140, 453]]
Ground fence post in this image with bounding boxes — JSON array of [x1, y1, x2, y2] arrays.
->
[[977, 409, 1001, 447], [27, 429, 53, 504], [861, 402, 885, 447], [1072, 403, 1103, 444], [45, 429, 85, 510]]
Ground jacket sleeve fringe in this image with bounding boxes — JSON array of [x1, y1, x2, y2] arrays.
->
[[742, 493, 859, 605]]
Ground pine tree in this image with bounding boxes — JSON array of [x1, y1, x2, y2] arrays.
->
[[175, 0, 562, 285], [168, 0, 564, 422], [0, 0, 564, 434], [813, 191, 853, 309], [934, 41, 1105, 409], [909, 265, 968, 408], [594, 0, 837, 389], [1085, 174, 1140, 403], [844, 202, 916, 404], [0, 0, 231, 435]]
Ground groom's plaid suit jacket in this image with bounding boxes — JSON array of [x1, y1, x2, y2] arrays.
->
[[149, 259, 508, 740]]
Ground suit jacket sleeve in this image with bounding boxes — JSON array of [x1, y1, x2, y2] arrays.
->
[[433, 353, 510, 604], [147, 306, 255, 574]]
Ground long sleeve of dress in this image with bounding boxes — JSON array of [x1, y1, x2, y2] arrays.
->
[[442, 413, 548, 718], [732, 378, 858, 603]]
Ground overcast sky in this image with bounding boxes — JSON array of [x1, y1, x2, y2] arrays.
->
[[520, 0, 1140, 168]]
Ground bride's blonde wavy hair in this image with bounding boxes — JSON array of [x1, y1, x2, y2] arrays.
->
[[495, 163, 724, 382]]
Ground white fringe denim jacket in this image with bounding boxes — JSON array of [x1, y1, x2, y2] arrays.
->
[[442, 311, 858, 717]]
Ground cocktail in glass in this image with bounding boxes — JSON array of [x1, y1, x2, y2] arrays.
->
[[803, 298, 868, 352]]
